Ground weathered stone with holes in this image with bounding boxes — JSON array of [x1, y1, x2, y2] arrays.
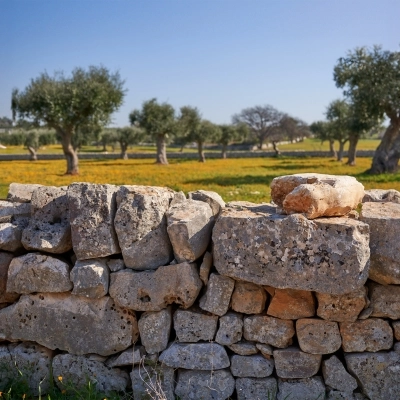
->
[[345, 350, 400, 399], [131, 364, 175, 400], [0, 293, 138, 356], [360, 202, 400, 284], [267, 288, 315, 319], [114, 185, 175, 270], [340, 318, 393, 352], [175, 369, 235, 400], [166, 199, 214, 263], [271, 173, 364, 219], [138, 307, 171, 354], [215, 311, 243, 345], [363, 189, 400, 203], [0, 252, 18, 303], [277, 377, 326, 400], [273, 347, 322, 379], [243, 315, 295, 348], [369, 282, 400, 319], [231, 281, 267, 315], [0, 219, 29, 252], [296, 319, 341, 354], [109, 262, 202, 311], [230, 354, 274, 378], [7, 252, 72, 294], [106, 258, 125, 272], [159, 342, 230, 370], [173, 308, 218, 342], [68, 183, 120, 260], [322, 355, 358, 393], [213, 203, 370, 295], [228, 341, 258, 356], [21, 186, 72, 253], [199, 251, 213, 285], [0, 200, 31, 221], [188, 190, 225, 216], [316, 287, 368, 322], [199, 273, 235, 316], [106, 345, 145, 367], [236, 377, 277, 400], [7, 183, 42, 203], [70, 258, 109, 299], [53, 354, 129, 394]]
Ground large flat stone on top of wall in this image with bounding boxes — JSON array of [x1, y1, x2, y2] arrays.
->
[[0, 251, 19, 303], [7, 183, 42, 202], [7, 252, 72, 294], [360, 202, 400, 284], [369, 282, 400, 319], [188, 190, 225, 216], [236, 377, 277, 400], [363, 189, 400, 203], [114, 185, 175, 270], [345, 351, 400, 399], [21, 186, 72, 253], [68, 183, 120, 260], [277, 377, 326, 400], [109, 262, 202, 311], [0, 293, 138, 356], [212, 203, 370, 295], [270, 174, 364, 219]]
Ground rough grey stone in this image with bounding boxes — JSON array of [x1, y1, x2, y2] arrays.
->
[[107, 258, 125, 272], [236, 377, 277, 400], [358, 307, 373, 320], [256, 343, 273, 357], [243, 315, 295, 348], [7, 183, 42, 202], [322, 355, 358, 393], [167, 199, 214, 263], [0, 293, 138, 356], [0, 252, 19, 303], [0, 220, 27, 252], [109, 262, 202, 311], [273, 347, 322, 379], [228, 341, 258, 356], [7, 252, 72, 294], [231, 281, 267, 315], [173, 308, 218, 342], [345, 350, 400, 399], [199, 273, 235, 316], [68, 183, 120, 260], [199, 251, 213, 285], [53, 354, 129, 394], [114, 185, 175, 270], [21, 186, 72, 253], [175, 369, 235, 400], [138, 307, 171, 354], [216, 311, 243, 345], [363, 189, 400, 203], [213, 204, 370, 295], [159, 342, 230, 370], [230, 354, 274, 378], [326, 391, 361, 400], [277, 377, 326, 400], [393, 320, 400, 340], [360, 202, 400, 284], [0, 201, 31, 222], [369, 282, 400, 319], [188, 190, 225, 216], [106, 346, 145, 367], [70, 258, 109, 299]]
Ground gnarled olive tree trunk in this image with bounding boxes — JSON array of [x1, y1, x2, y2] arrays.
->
[[329, 139, 337, 158], [337, 140, 347, 162], [156, 134, 168, 164], [221, 143, 228, 159], [347, 135, 359, 166], [59, 130, 79, 175], [198, 141, 205, 162], [272, 141, 280, 156], [27, 146, 37, 161], [120, 143, 128, 160]]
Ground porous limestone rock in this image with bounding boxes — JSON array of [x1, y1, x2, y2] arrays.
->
[[159, 342, 230, 370], [270, 173, 364, 219], [267, 288, 315, 319], [296, 319, 341, 354], [231, 281, 267, 315], [70, 258, 109, 299], [345, 350, 400, 399], [322, 355, 358, 393], [0, 200, 31, 220], [359, 202, 400, 284], [340, 318, 393, 352], [316, 287, 368, 322], [106, 258, 125, 272], [277, 377, 326, 400], [212, 203, 370, 295], [114, 185, 175, 270], [199, 273, 235, 316], [188, 190, 225, 216], [0, 251, 18, 303], [166, 199, 214, 263], [21, 186, 72, 253], [236, 377, 277, 400], [228, 341, 258, 356], [7, 252, 72, 294], [173, 308, 218, 342], [106, 346, 145, 367], [109, 262, 202, 311], [243, 315, 295, 348], [7, 183, 42, 203], [138, 307, 171, 354], [53, 354, 129, 394], [68, 183, 120, 260], [199, 251, 213, 285], [230, 354, 274, 378], [0, 293, 138, 356], [215, 311, 243, 345], [369, 281, 400, 319], [363, 189, 400, 203], [0, 219, 28, 252], [175, 369, 235, 400]]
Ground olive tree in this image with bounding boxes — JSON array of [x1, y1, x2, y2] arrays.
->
[[11, 66, 125, 174], [218, 123, 248, 158], [116, 126, 145, 159]]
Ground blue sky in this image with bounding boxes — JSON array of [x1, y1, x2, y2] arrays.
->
[[1, 0, 399, 127]]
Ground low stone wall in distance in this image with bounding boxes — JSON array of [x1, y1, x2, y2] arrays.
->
[[0, 181, 400, 399]]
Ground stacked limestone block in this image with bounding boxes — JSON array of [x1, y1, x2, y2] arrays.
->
[[0, 177, 399, 399]]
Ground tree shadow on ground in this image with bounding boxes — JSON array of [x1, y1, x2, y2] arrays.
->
[[184, 174, 277, 187]]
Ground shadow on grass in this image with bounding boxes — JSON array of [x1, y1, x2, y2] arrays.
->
[[185, 174, 277, 187]]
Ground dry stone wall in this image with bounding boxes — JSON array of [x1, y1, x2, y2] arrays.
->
[[0, 179, 400, 399]]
